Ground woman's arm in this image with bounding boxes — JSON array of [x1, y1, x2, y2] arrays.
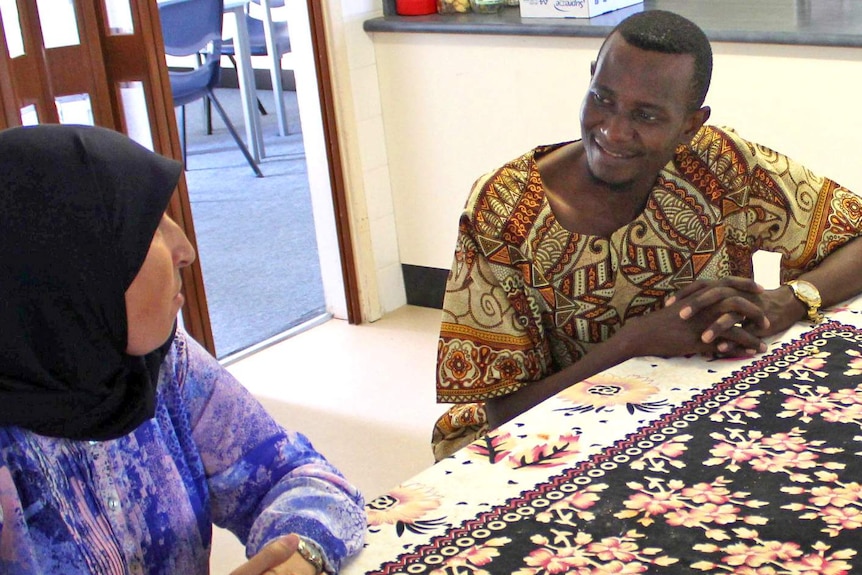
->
[[174, 331, 366, 573]]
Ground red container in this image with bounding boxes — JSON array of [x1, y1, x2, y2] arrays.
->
[[396, 0, 436, 15]]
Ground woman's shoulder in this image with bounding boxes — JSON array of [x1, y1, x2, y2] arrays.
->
[[157, 327, 222, 401]]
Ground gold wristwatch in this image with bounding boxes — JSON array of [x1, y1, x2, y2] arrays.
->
[[786, 279, 824, 323], [296, 538, 325, 575]]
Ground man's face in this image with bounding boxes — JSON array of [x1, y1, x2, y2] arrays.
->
[[580, 33, 707, 191]]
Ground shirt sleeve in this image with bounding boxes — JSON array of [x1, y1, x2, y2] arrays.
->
[[173, 331, 366, 572], [722, 127, 862, 280], [436, 171, 555, 405]]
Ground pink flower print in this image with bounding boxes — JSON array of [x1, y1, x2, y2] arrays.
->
[[509, 433, 581, 468], [622, 488, 685, 519], [810, 483, 862, 508], [706, 433, 767, 471], [786, 552, 854, 574], [591, 561, 649, 574], [843, 350, 862, 376], [665, 503, 740, 529], [523, 546, 590, 574], [681, 482, 732, 505], [586, 537, 640, 562], [820, 506, 862, 531]]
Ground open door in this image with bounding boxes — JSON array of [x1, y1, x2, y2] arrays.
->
[[0, 0, 215, 352]]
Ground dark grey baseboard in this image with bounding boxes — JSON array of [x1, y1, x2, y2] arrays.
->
[[402, 264, 448, 309]]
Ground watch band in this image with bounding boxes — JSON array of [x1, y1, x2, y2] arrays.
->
[[296, 537, 326, 575]]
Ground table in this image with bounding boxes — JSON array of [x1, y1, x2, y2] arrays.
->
[[344, 296, 862, 574]]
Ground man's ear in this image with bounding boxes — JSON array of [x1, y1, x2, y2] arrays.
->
[[680, 106, 711, 141]]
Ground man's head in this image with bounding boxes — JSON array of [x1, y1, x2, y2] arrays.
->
[[602, 10, 712, 111], [578, 10, 713, 192]]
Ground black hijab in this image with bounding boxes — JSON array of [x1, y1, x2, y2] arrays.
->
[[0, 124, 183, 440]]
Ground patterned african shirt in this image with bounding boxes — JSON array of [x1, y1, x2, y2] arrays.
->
[[437, 125, 862, 404], [0, 329, 366, 574]]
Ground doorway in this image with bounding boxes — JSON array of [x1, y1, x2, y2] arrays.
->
[[0, 0, 359, 357], [181, 84, 328, 359], [167, 0, 355, 359]]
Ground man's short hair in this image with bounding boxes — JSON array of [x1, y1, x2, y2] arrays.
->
[[601, 10, 713, 110]]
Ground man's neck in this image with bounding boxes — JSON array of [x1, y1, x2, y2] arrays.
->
[[537, 142, 655, 237]]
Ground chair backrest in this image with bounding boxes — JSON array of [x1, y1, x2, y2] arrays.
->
[[246, 1, 287, 25], [249, 0, 284, 11], [159, 0, 224, 58]]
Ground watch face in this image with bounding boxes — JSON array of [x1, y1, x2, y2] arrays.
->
[[794, 281, 819, 302]]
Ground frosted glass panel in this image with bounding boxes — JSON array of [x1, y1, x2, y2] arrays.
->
[[20, 104, 38, 125], [37, 0, 80, 48], [55, 93, 94, 124], [0, 0, 25, 58], [104, 0, 134, 35], [119, 82, 154, 151]]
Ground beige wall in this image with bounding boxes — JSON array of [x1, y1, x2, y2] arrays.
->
[[321, 0, 406, 322], [327, 12, 862, 316], [368, 33, 862, 271]]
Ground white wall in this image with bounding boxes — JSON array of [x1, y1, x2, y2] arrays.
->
[[366, 32, 862, 272], [320, 0, 407, 322]]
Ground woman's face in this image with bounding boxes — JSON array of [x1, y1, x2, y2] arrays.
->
[[124, 214, 196, 355]]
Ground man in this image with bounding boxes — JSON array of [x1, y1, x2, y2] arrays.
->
[[432, 10, 862, 461]]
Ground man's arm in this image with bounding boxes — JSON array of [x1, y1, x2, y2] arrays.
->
[[485, 281, 769, 429], [672, 237, 862, 354]]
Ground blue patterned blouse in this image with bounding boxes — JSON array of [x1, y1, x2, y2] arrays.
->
[[0, 329, 366, 574]]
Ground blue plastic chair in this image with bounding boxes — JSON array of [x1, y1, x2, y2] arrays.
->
[[218, 0, 291, 134], [222, 0, 291, 61], [159, 0, 263, 177]]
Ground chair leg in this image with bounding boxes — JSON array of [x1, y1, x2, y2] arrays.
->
[[195, 53, 214, 135], [227, 54, 268, 116], [205, 96, 213, 135], [207, 89, 264, 177], [179, 105, 188, 166]]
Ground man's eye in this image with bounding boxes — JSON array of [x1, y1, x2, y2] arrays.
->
[[592, 91, 611, 105], [635, 110, 659, 122]]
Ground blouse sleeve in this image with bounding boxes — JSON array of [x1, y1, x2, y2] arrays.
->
[[436, 171, 555, 405], [172, 331, 366, 572]]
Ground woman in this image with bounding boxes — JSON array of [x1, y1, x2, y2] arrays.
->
[[0, 124, 365, 574]]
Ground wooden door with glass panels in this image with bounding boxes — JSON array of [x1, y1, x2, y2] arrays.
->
[[0, 0, 215, 352]]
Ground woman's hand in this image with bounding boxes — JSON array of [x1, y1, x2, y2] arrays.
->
[[229, 534, 318, 575]]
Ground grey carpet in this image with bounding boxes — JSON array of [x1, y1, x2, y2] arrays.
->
[[180, 87, 325, 358]]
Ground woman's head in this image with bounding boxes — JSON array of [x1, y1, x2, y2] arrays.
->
[[0, 124, 190, 439]]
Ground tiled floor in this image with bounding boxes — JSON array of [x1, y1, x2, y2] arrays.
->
[[209, 304, 444, 572]]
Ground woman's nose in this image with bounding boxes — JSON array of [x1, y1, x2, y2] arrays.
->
[[166, 219, 196, 267], [175, 233, 196, 268]]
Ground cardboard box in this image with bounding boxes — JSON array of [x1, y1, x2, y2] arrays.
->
[[520, 0, 642, 19]]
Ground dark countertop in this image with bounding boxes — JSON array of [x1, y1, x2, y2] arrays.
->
[[365, 0, 862, 48]]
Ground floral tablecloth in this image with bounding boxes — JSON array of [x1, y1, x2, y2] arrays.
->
[[343, 300, 862, 575]]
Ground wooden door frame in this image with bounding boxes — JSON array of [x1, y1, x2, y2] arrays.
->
[[304, 0, 361, 324]]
